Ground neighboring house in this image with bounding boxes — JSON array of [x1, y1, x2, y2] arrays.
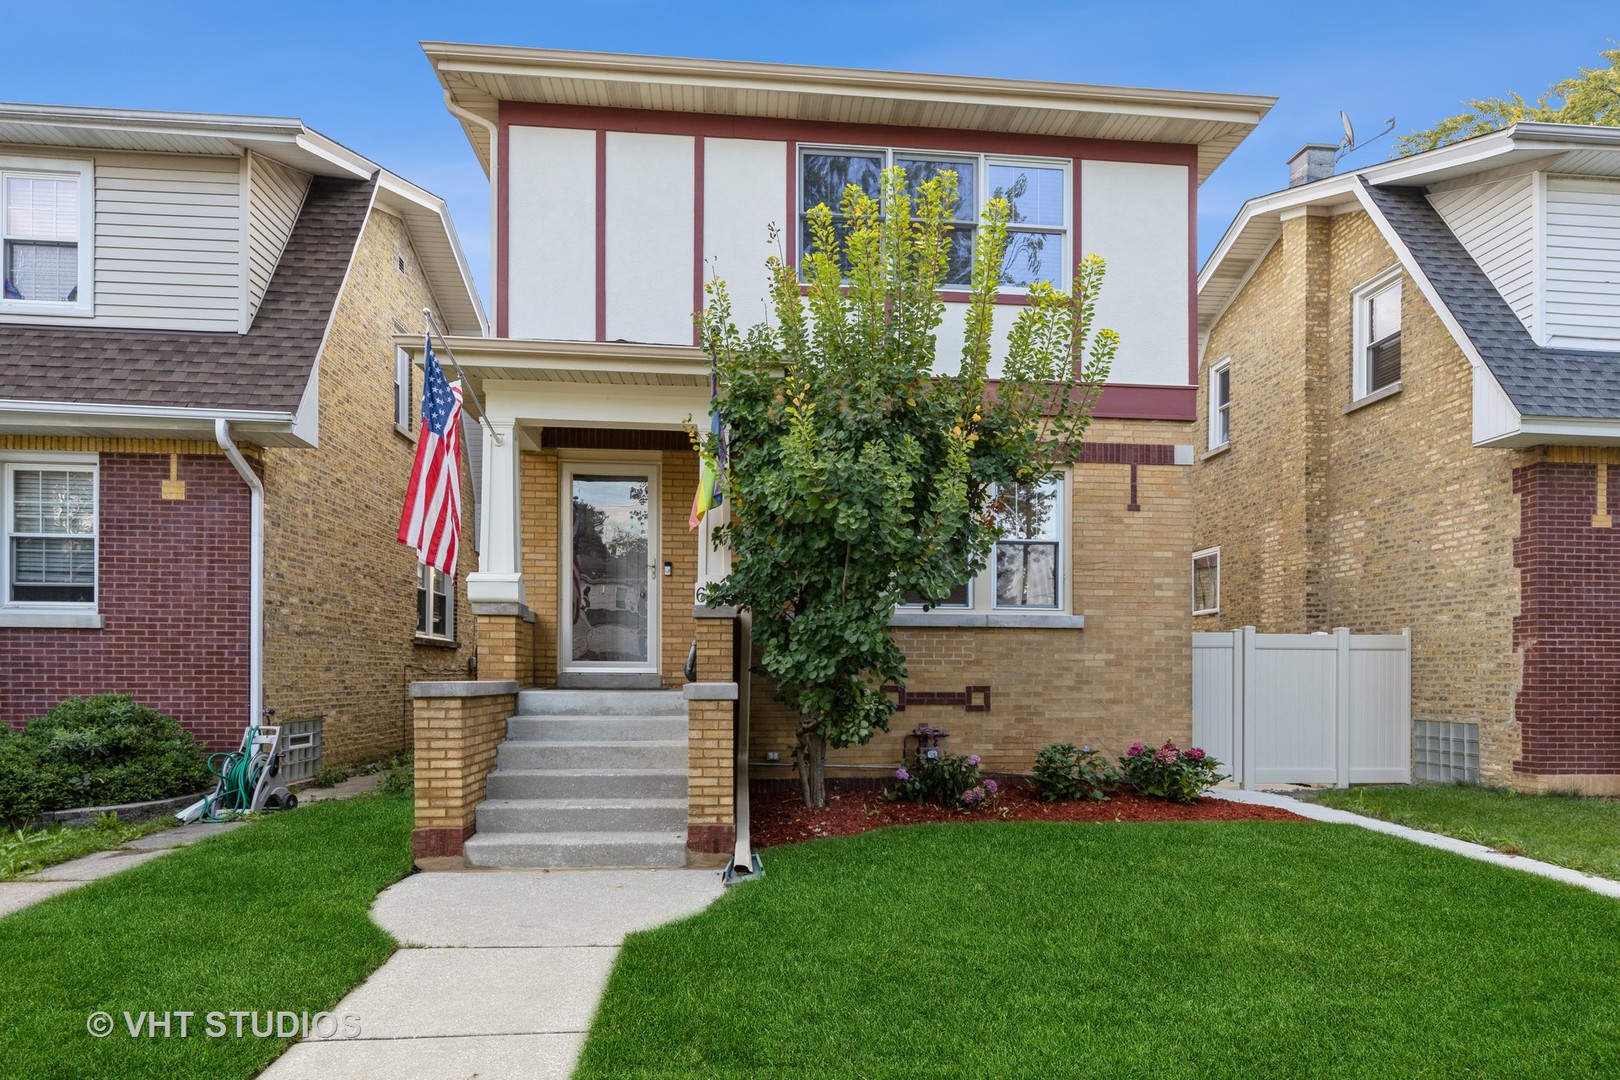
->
[[407, 43, 1272, 866], [1194, 123, 1620, 795], [0, 104, 486, 773]]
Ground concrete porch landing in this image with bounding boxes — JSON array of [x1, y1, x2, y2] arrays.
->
[[259, 868, 724, 1079]]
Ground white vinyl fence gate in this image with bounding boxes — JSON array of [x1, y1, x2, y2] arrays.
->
[[1193, 627, 1411, 788]]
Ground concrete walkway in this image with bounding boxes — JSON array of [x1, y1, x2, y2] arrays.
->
[[1212, 788, 1620, 899], [0, 773, 381, 919], [260, 869, 725, 1079]]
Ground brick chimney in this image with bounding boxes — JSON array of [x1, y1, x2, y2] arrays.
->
[[1288, 144, 1337, 187]]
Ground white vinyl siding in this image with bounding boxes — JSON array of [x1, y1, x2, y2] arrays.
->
[[246, 151, 310, 323], [1428, 175, 1538, 339], [1544, 177, 1620, 351], [87, 153, 244, 330]]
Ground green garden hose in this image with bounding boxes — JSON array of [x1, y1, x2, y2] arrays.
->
[[200, 725, 260, 822]]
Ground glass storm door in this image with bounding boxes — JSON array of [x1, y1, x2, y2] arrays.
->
[[562, 466, 659, 671]]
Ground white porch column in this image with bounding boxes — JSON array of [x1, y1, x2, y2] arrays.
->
[[468, 417, 525, 607]]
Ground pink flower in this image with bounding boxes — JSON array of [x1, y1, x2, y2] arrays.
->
[[1186, 747, 1207, 762], [1154, 747, 1179, 765], [1127, 742, 1145, 756]]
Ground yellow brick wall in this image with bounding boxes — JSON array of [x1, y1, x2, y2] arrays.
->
[[689, 698, 736, 826], [1194, 209, 1524, 784], [748, 416, 1195, 778], [261, 208, 477, 767], [411, 690, 513, 847]]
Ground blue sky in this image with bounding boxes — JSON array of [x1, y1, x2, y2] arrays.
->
[[6, 2, 1614, 308]]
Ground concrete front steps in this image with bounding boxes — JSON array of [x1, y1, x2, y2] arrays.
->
[[464, 689, 688, 869]]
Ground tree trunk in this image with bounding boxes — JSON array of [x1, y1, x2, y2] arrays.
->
[[796, 727, 828, 808]]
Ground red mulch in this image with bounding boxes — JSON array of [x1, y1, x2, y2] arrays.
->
[[751, 782, 1307, 848]]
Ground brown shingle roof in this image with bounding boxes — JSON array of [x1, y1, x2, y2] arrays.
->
[[2, 175, 375, 414]]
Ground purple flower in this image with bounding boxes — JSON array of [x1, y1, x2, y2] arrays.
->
[[961, 786, 984, 805], [968, 755, 981, 766], [1186, 747, 1207, 762], [983, 778, 999, 794], [895, 767, 910, 781], [1127, 742, 1145, 757]]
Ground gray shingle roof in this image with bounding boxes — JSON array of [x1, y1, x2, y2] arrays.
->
[[1362, 180, 1620, 419], [2, 175, 375, 414]]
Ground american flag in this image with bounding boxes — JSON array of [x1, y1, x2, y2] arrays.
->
[[398, 337, 464, 576]]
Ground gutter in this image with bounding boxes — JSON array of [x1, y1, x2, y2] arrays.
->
[[215, 420, 264, 728], [442, 90, 501, 302]]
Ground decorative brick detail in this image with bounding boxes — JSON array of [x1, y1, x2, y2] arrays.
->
[[0, 448, 249, 749], [1077, 443, 1178, 466], [542, 428, 692, 452], [1513, 460, 1620, 780], [880, 684, 992, 712], [410, 687, 515, 860]]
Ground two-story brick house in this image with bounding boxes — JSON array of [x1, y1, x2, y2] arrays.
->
[[0, 104, 485, 772], [1194, 123, 1620, 795], [405, 43, 1272, 866]]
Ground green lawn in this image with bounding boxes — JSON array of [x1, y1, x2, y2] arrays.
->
[[1, 816, 178, 881], [0, 789, 413, 1080], [1313, 783, 1620, 881], [578, 821, 1620, 1078]]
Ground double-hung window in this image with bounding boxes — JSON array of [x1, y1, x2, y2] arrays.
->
[[798, 147, 1069, 289], [417, 564, 453, 641], [1353, 267, 1403, 400], [901, 472, 1067, 617], [1, 159, 93, 316], [3, 456, 98, 618], [1209, 358, 1231, 450]]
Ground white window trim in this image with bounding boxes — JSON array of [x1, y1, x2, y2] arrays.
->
[[0, 156, 95, 319], [797, 144, 1072, 294], [0, 451, 101, 628], [1351, 265, 1403, 403], [416, 564, 455, 643], [895, 471, 1079, 628], [1192, 546, 1220, 616], [1209, 357, 1232, 451], [394, 345, 413, 437]]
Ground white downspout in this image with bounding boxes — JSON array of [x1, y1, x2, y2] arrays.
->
[[215, 419, 264, 727]]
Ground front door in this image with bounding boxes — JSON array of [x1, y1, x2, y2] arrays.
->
[[561, 463, 660, 673]]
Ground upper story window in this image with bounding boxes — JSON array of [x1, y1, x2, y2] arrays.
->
[[1353, 267, 1403, 400], [1, 159, 93, 317], [902, 473, 1067, 614], [3, 455, 98, 617], [798, 147, 1069, 290], [1209, 358, 1231, 450]]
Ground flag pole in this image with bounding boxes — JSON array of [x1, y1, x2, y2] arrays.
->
[[422, 307, 503, 446]]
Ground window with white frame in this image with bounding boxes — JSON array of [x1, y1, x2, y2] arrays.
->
[[417, 564, 453, 640], [903, 473, 1066, 613], [4, 459, 97, 610], [1, 160, 93, 313], [1353, 268, 1403, 399], [1209, 358, 1231, 449], [394, 346, 412, 432], [1192, 547, 1220, 615], [798, 147, 1069, 289]]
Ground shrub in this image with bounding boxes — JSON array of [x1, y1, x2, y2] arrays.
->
[[1119, 740, 1227, 803], [886, 751, 1000, 811], [1031, 743, 1120, 802], [0, 695, 211, 822]]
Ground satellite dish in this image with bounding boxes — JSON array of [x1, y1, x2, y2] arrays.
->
[[1340, 111, 1356, 150]]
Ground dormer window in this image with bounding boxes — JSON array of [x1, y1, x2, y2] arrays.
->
[[1353, 266, 1403, 401], [0, 158, 93, 317]]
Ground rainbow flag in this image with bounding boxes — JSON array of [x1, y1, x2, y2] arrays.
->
[[689, 367, 725, 529]]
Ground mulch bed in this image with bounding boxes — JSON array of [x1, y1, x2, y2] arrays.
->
[[751, 782, 1307, 848]]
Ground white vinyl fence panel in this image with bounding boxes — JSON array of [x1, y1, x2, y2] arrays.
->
[[1193, 627, 1410, 788]]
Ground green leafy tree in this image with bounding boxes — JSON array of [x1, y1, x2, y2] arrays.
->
[[1397, 46, 1620, 155], [695, 166, 1117, 806]]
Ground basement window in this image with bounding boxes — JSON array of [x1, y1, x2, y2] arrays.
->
[[1353, 267, 1403, 402]]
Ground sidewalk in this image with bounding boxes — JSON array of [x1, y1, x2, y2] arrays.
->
[[259, 868, 726, 1080], [0, 773, 381, 919]]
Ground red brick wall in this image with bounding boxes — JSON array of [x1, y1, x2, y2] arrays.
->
[[1, 452, 250, 748], [1513, 460, 1620, 777]]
